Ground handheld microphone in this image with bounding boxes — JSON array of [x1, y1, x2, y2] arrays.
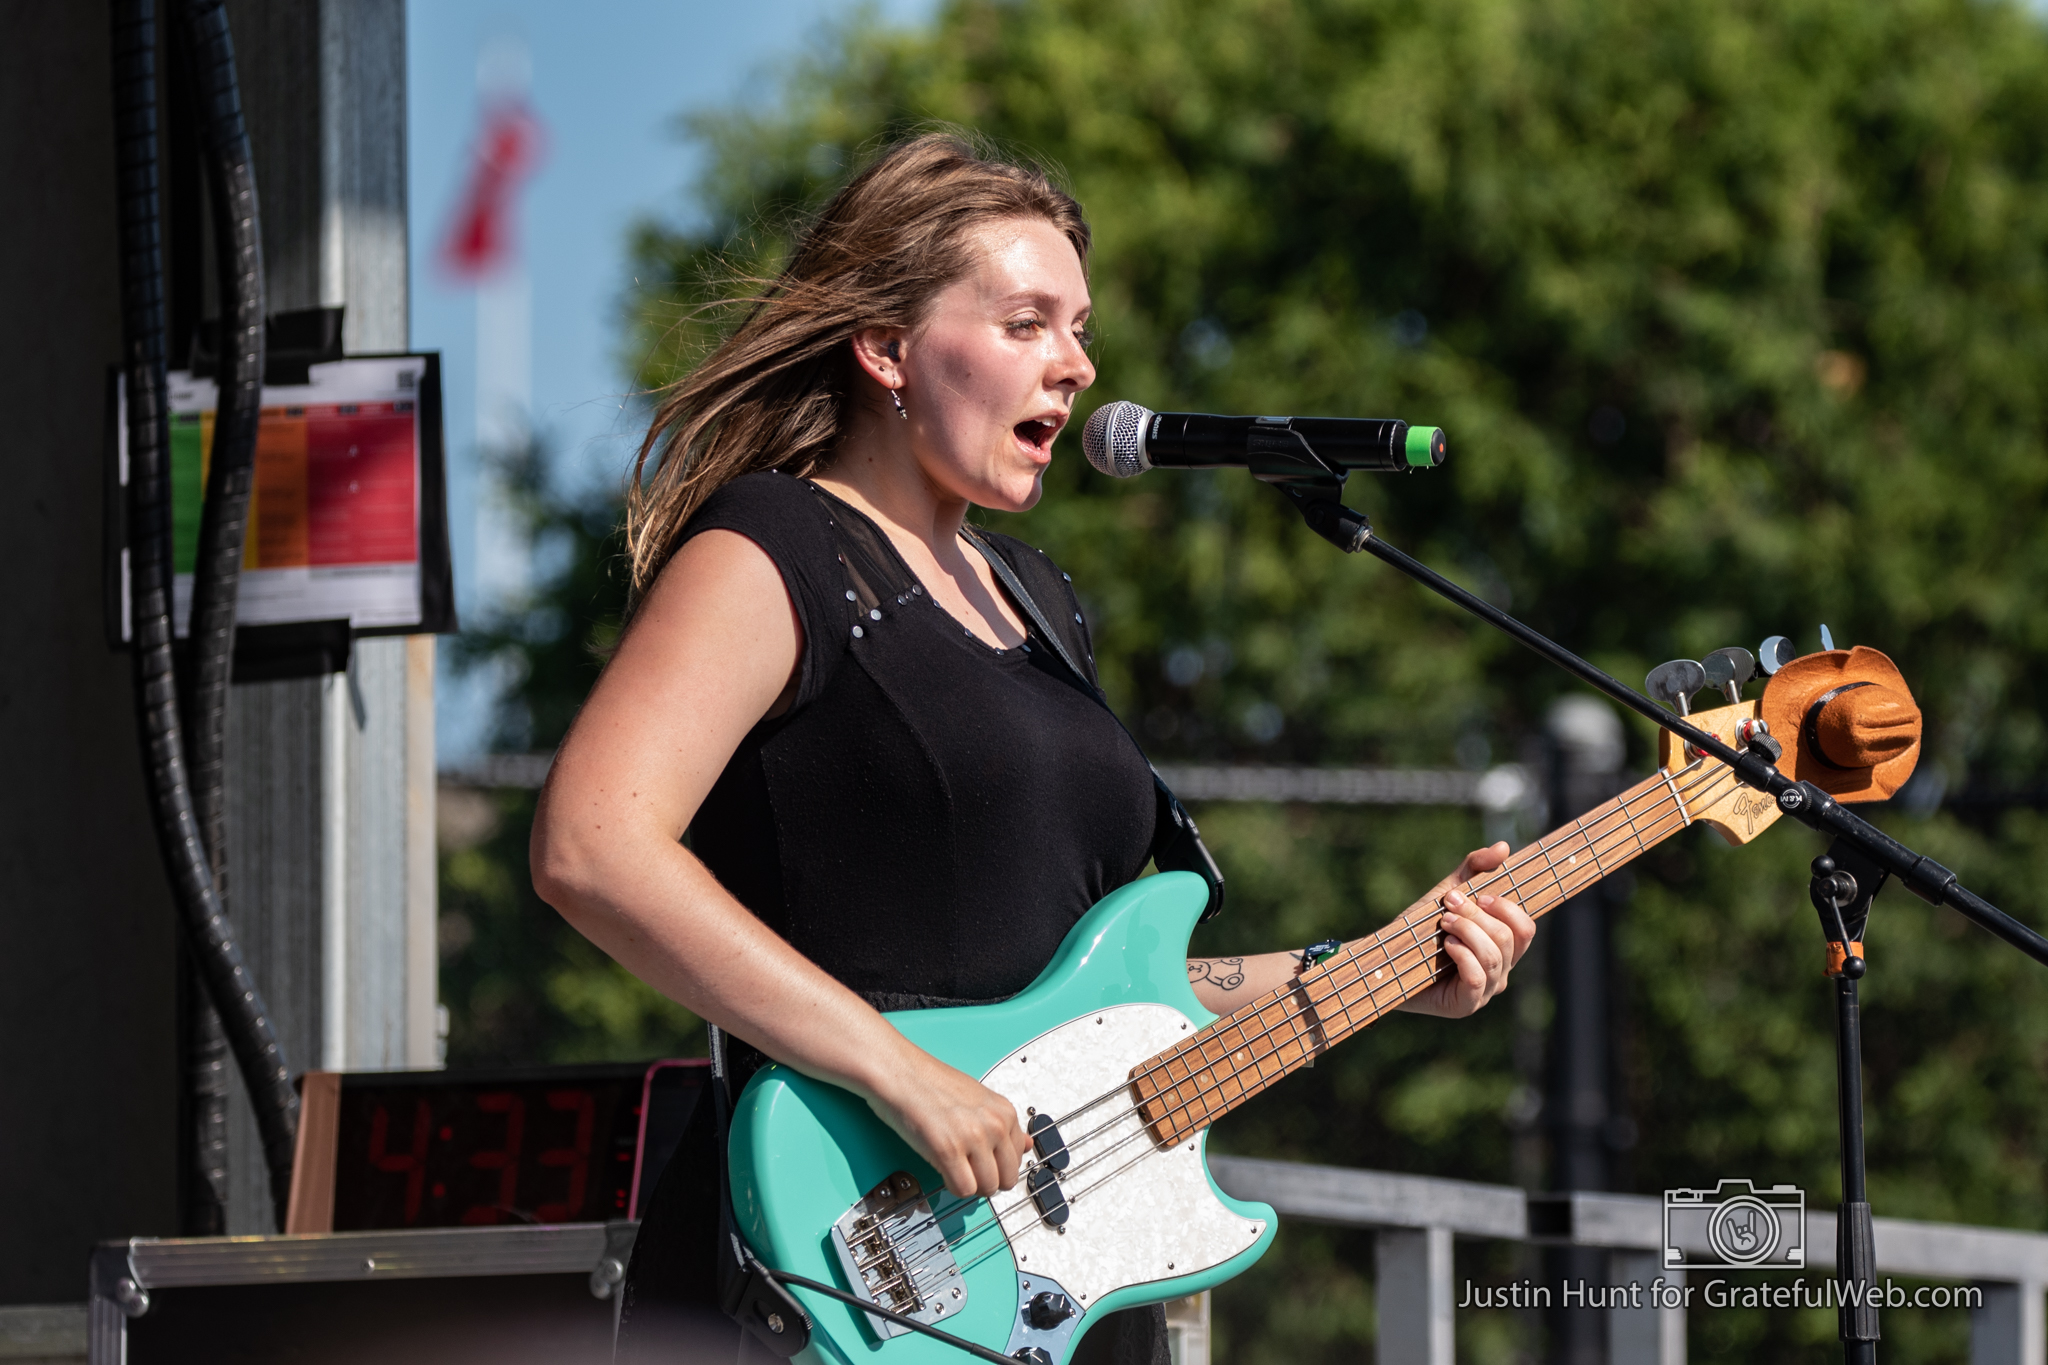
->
[[1083, 400, 1447, 480]]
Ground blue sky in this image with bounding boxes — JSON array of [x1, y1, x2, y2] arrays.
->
[[408, 0, 934, 757]]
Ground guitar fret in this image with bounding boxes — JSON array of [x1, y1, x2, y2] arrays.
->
[[1659, 768, 1693, 827], [1558, 858, 1599, 903], [1236, 1023, 1269, 1088], [1311, 967, 1360, 1035], [1611, 788, 1664, 859], [1582, 818, 1633, 890], [1562, 813, 1600, 875], [1352, 941, 1393, 1011], [1505, 850, 1547, 910], [1580, 808, 1646, 891], [1520, 838, 1569, 910], [1617, 797, 1650, 854], [1555, 835, 1591, 901]]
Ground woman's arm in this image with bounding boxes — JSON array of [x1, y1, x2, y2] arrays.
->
[[531, 530, 1029, 1199], [1186, 843, 1535, 1017]]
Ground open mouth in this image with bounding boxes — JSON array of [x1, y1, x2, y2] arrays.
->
[[1013, 415, 1062, 457]]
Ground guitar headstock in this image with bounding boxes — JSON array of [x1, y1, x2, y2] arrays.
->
[[1656, 700, 1784, 846]]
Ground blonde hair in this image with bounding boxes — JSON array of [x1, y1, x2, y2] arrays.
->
[[625, 131, 1091, 602]]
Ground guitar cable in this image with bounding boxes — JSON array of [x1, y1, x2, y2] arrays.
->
[[768, 1268, 1025, 1364]]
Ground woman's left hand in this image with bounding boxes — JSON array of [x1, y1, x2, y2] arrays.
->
[[1399, 842, 1537, 1018]]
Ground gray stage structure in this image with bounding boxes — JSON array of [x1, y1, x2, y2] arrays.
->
[[0, 0, 436, 1305]]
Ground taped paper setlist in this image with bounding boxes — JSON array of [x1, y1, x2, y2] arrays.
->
[[163, 358, 427, 632]]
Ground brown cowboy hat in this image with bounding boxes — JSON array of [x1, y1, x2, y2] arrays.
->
[[1759, 645, 1922, 802]]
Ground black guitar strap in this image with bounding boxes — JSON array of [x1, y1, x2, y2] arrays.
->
[[709, 1023, 813, 1358], [799, 479, 1225, 922], [959, 525, 1226, 923]]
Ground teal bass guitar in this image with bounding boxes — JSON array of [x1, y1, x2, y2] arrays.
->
[[728, 699, 1776, 1363]]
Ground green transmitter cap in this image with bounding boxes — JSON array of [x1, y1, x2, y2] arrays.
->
[[1405, 425, 1448, 468]]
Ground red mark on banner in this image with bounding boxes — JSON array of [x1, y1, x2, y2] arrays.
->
[[438, 100, 544, 281], [305, 404, 418, 564]]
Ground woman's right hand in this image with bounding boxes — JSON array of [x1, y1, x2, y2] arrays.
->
[[863, 1046, 1031, 1200]]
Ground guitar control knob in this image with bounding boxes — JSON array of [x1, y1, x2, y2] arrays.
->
[[1027, 1291, 1075, 1329], [1013, 1350, 1055, 1365]]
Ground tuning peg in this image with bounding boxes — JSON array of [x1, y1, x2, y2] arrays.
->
[[1758, 635, 1796, 675], [1646, 659, 1708, 716], [1702, 647, 1756, 705]]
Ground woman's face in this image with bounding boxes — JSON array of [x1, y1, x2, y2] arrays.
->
[[897, 217, 1096, 512]]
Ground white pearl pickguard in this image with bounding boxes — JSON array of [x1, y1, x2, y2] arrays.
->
[[977, 1003, 1265, 1312]]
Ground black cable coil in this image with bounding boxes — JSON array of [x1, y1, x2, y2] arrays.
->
[[111, 0, 299, 1231]]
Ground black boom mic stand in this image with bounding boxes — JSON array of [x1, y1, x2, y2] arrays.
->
[[1261, 459, 2048, 1365]]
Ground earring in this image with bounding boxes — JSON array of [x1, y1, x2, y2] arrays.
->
[[891, 386, 908, 420]]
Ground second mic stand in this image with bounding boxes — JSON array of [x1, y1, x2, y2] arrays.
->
[[1272, 477, 2045, 1365], [1811, 841, 1887, 1361]]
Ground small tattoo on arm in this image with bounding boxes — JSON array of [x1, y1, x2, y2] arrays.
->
[[1187, 958, 1247, 992]]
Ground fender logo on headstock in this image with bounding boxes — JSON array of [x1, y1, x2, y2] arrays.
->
[[1728, 790, 1776, 838]]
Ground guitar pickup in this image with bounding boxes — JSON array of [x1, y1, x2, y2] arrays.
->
[[1027, 1113, 1070, 1171], [1026, 1165, 1069, 1228]]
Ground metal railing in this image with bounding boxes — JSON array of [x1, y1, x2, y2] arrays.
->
[[438, 755, 1538, 814], [8, 1161, 2035, 1363], [1211, 1156, 2048, 1365]]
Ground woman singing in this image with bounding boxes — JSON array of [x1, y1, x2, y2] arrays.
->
[[533, 132, 1534, 1364]]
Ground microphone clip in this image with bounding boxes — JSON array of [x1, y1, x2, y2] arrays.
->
[[1252, 424, 1372, 551], [1246, 422, 1348, 487], [1279, 483, 1374, 554]]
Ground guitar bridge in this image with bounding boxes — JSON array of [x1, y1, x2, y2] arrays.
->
[[827, 1172, 968, 1342]]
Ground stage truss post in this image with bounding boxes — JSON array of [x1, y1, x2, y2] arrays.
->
[[1968, 1279, 2046, 1365], [1376, 1225, 1454, 1365], [1607, 1251, 1686, 1365]]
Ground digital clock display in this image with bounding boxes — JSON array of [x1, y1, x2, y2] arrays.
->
[[301, 1061, 706, 1232]]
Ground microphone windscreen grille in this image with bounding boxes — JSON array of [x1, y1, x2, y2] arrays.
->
[[1082, 401, 1152, 478]]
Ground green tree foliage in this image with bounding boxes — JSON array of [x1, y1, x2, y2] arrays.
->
[[438, 447, 706, 1068], [447, 0, 2048, 1357]]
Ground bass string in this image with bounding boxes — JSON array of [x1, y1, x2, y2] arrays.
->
[[881, 775, 1730, 1287], [1063, 760, 1732, 1156], [1032, 771, 1726, 1220], [877, 759, 1737, 1279], [1013, 771, 1720, 1199]]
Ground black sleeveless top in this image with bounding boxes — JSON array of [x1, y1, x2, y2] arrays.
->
[[618, 471, 1171, 1365], [684, 470, 1160, 1004]]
